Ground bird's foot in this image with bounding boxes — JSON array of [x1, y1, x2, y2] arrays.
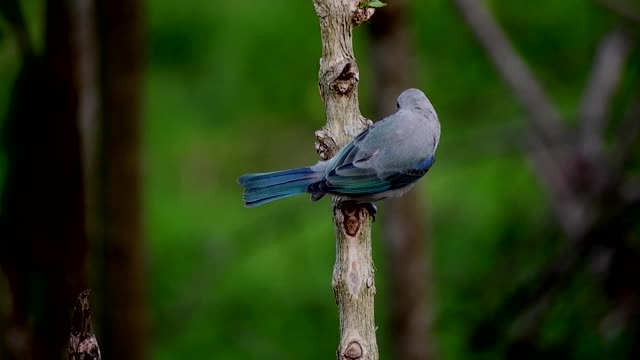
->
[[363, 203, 378, 222]]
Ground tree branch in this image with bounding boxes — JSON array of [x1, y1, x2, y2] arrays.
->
[[96, 0, 146, 357], [579, 28, 633, 155], [452, 0, 566, 144], [524, 136, 588, 239], [452, 0, 602, 239], [312, 0, 378, 358]]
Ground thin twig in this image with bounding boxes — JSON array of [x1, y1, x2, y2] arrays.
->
[[579, 28, 633, 154]]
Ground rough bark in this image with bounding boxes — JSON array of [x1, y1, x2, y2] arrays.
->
[[95, 0, 146, 358], [312, 0, 378, 358], [369, 2, 435, 359], [68, 290, 101, 360]]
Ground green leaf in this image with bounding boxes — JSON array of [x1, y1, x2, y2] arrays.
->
[[358, 0, 387, 9], [368, 0, 387, 8]]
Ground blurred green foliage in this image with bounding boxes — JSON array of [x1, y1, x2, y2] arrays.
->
[[0, 0, 637, 359]]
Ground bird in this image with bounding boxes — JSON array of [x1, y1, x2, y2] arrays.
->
[[238, 88, 440, 215]]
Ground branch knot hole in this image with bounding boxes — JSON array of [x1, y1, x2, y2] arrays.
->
[[331, 62, 359, 95], [341, 202, 361, 236], [343, 341, 364, 359], [352, 7, 375, 26]]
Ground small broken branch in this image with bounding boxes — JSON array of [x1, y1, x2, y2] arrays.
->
[[68, 290, 101, 360]]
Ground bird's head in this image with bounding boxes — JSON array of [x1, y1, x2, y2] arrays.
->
[[396, 88, 434, 113]]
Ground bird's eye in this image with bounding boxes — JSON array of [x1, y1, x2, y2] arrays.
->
[[396, 102, 400, 109]]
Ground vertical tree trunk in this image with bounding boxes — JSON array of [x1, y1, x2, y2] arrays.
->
[[369, 2, 436, 359], [312, 0, 379, 358], [0, 0, 97, 357], [95, 0, 146, 358]]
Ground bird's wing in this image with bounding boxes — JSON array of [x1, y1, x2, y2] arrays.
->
[[325, 126, 375, 169], [315, 154, 435, 196], [311, 113, 434, 197], [324, 113, 400, 170], [308, 127, 379, 195]]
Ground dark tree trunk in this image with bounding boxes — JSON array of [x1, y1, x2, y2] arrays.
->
[[0, 0, 97, 357], [369, 2, 436, 359], [95, 1, 147, 358]]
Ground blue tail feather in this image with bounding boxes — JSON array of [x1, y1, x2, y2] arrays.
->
[[244, 192, 301, 207], [238, 167, 315, 187], [238, 167, 321, 207]]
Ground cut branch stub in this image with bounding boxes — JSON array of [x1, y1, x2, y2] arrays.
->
[[316, 128, 337, 160], [68, 290, 101, 360], [338, 333, 370, 360], [353, 6, 375, 26], [344, 341, 364, 359]]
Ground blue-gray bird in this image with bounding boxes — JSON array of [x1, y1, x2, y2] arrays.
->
[[238, 88, 440, 210]]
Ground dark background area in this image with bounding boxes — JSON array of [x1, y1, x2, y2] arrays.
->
[[0, 0, 638, 359]]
